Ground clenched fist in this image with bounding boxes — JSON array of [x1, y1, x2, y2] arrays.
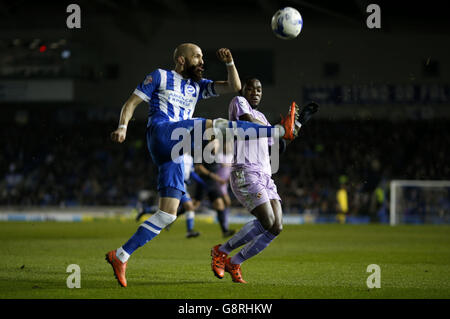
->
[[216, 48, 233, 64], [111, 127, 127, 143]]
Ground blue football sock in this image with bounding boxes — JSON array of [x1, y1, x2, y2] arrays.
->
[[230, 230, 277, 265], [121, 210, 176, 256], [122, 223, 159, 255], [219, 219, 265, 254], [217, 209, 228, 233]]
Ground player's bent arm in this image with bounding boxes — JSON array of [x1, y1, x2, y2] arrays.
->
[[111, 93, 144, 143], [214, 49, 241, 94], [239, 113, 266, 126], [118, 93, 144, 127], [214, 80, 241, 95]]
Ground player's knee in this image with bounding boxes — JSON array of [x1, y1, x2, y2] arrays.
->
[[213, 199, 225, 211], [184, 201, 194, 211], [259, 214, 275, 231], [270, 223, 283, 236]]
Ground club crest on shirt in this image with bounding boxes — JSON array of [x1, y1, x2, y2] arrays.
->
[[256, 192, 262, 199], [186, 84, 196, 95], [144, 75, 153, 85]]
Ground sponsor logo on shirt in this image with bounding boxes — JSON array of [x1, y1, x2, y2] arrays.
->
[[186, 84, 196, 95]]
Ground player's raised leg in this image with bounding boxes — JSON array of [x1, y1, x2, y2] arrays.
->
[[207, 111, 297, 141]]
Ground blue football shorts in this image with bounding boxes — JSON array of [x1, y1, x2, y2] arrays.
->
[[146, 118, 206, 199]]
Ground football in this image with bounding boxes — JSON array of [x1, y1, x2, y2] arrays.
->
[[271, 7, 303, 40]]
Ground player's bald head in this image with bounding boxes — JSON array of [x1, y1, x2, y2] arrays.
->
[[173, 43, 201, 63], [173, 43, 204, 81]]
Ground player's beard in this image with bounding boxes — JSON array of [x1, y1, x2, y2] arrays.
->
[[185, 61, 203, 82]]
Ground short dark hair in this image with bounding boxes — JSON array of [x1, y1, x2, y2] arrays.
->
[[239, 77, 261, 96]]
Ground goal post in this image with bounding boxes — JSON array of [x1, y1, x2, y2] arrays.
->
[[390, 180, 450, 226]]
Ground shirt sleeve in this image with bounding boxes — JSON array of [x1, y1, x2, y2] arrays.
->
[[234, 96, 252, 118], [133, 69, 161, 102], [198, 78, 219, 100], [228, 96, 252, 121]]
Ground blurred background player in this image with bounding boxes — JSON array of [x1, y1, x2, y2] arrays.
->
[[194, 139, 235, 238], [106, 43, 297, 287], [336, 175, 349, 224], [210, 78, 318, 283], [135, 153, 203, 238], [215, 139, 234, 233]]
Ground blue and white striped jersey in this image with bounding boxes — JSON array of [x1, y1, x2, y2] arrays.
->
[[133, 68, 218, 126]]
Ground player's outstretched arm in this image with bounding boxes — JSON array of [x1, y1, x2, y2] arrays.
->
[[111, 93, 144, 143], [214, 48, 241, 94], [239, 113, 266, 126]]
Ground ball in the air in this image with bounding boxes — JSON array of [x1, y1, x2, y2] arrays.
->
[[271, 7, 303, 40]]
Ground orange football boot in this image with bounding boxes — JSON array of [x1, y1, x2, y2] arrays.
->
[[211, 244, 227, 279], [105, 250, 128, 287], [280, 101, 300, 140], [225, 258, 247, 284]]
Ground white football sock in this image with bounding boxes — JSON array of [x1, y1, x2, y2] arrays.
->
[[116, 246, 130, 263], [274, 124, 285, 139]]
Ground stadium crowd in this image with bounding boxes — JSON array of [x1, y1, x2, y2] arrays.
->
[[1, 106, 449, 221]]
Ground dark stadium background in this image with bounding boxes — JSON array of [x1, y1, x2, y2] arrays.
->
[[1, 0, 449, 223]]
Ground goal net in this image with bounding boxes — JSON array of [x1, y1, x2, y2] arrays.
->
[[390, 180, 450, 225]]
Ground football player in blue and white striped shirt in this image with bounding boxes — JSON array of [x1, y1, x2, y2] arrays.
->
[[105, 43, 298, 287]]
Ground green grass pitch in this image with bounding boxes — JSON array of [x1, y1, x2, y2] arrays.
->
[[0, 220, 449, 299]]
